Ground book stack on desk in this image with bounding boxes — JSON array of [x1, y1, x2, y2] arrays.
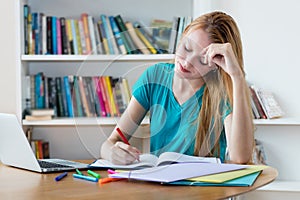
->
[[90, 152, 268, 187]]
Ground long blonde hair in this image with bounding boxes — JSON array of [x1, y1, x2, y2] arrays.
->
[[181, 11, 252, 157]]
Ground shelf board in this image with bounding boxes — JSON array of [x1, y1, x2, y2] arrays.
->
[[23, 117, 300, 126], [253, 118, 300, 125], [21, 54, 175, 61], [23, 116, 150, 126], [258, 180, 300, 192]]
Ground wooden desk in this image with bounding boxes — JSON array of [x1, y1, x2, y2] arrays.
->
[[0, 161, 277, 200]]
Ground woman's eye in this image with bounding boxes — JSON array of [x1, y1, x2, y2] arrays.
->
[[199, 56, 208, 65]]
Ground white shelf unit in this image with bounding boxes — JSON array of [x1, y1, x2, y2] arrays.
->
[[17, 0, 195, 160], [18, 0, 192, 122]]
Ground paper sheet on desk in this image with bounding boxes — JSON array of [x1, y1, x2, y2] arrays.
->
[[109, 162, 247, 183]]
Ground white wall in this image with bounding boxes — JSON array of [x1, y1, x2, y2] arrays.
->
[[206, 0, 300, 118], [0, 1, 18, 114]]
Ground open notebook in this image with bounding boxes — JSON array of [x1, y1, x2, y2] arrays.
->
[[0, 113, 89, 173], [90, 152, 221, 170]]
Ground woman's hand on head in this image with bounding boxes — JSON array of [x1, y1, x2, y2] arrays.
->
[[109, 141, 141, 165], [202, 43, 243, 78]]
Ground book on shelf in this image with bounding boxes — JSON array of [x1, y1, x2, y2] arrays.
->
[[31, 140, 50, 159], [109, 16, 126, 54], [168, 16, 180, 54], [114, 14, 139, 54], [151, 19, 172, 53], [97, 18, 110, 54], [88, 15, 97, 55], [125, 21, 150, 54], [90, 151, 220, 170], [23, 4, 29, 54], [25, 115, 52, 121], [30, 108, 55, 116], [81, 13, 92, 55], [250, 85, 284, 119], [100, 14, 116, 54]]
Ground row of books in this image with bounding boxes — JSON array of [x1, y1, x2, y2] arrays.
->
[[24, 73, 132, 119], [23, 5, 191, 55], [249, 85, 284, 119], [31, 139, 50, 159]]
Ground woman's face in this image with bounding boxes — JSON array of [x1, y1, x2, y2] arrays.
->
[[174, 29, 214, 79]]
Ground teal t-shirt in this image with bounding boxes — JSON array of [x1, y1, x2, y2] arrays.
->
[[132, 63, 230, 162]]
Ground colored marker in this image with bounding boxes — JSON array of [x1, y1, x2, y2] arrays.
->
[[55, 172, 68, 181], [87, 170, 101, 179], [73, 173, 98, 182], [76, 169, 83, 175], [107, 169, 116, 174], [99, 177, 125, 185]]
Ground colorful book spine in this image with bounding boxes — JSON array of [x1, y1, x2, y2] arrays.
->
[[27, 13, 33, 54], [74, 19, 82, 55], [71, 19, 78, 55], [93, 77, 106, 117], [125, 21, 150, 54], [109, 16, 126, 54], [134, 26, 157, 54], [35, 72, 44, 108], [60, 17, 69, 54], [32, 12, 39, 54], [60, 76, 69, 117], [98, 19, 109, 54], [55, 77, 65, 117], [100, 14, 115, 54], [105, 76, 118, 116], [73, 76, 84, 117], [94, 22, 103, 54], [78, 20, 87, 55], [23, 5, 29, 54], [63, 76, 74, 117], [42, 15, 47, 55], [88, 15, 97, 54], [52, 16, 57, 54], [114, 15, 138, 54], [105, 16, 119, 54], [99, 76, 111, 116], [56, 18, 62, 54], [46, 16, 52, 54], [81, 13, 92, 55], [78, 76, 92, 117], [66, 19, 74, 54]]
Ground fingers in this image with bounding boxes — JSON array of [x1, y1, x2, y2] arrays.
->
[[110, 141, 141, 165]]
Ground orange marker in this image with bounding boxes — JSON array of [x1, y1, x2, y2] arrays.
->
[[99, 177, 125, 185]]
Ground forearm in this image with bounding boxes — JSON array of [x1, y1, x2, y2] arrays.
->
[[228, 76, 254, 163]]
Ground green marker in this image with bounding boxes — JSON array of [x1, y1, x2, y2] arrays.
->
[[76, 169, 83, 175], [87, 170, 101, 179]]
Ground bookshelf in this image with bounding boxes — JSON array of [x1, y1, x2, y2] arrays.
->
[[18, 0, 192, 123], [16, 0, 198, 160]]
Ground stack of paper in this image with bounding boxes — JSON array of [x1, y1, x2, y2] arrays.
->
[[109, 163, 268, 187]]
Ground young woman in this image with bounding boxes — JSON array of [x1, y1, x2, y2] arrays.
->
[[101, 11, 254, 165]]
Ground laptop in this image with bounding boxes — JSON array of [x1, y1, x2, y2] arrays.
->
[[0, 113, 89, 173]]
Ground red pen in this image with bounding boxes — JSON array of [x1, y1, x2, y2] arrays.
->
[[116, 127, 130, 145], [116, 127, 140, 161]]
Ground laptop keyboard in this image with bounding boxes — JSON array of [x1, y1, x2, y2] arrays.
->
[[38, 160, 73, 169]]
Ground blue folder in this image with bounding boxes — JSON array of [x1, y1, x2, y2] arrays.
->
[[167, 171, 262, 187]]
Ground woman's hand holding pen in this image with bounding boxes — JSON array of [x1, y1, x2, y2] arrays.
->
[[110, 141, 141, 165]]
